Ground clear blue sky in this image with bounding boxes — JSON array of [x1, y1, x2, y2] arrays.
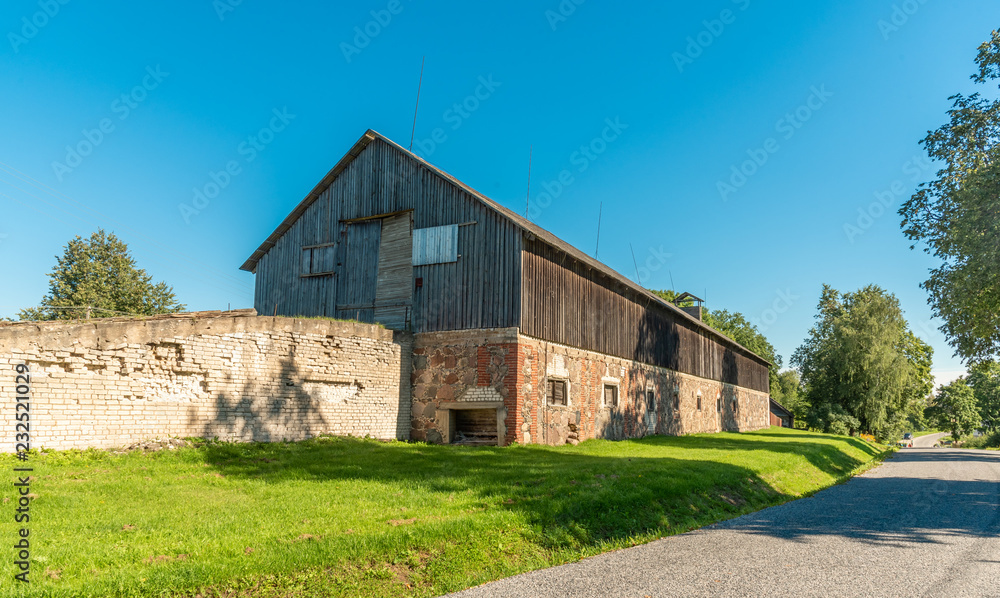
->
[[2, 1, 995, 387]]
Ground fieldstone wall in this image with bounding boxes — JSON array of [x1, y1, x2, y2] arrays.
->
[[410, 330, 769, 447], [0, 311, 411, 451], [518, 334, 769, 445], [409, 328, 520, 445]]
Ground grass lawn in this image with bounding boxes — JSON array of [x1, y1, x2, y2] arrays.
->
[[0, 428, 887, 597]]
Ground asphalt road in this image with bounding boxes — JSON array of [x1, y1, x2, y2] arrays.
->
[[913, 432, 948, 448], [447, 442, 1000, 598]]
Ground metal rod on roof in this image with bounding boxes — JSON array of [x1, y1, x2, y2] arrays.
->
[[524, 145, 533, 218], [669, 270, 675, 292], [408, 56, 426, 152], [595, 201, 602, 258], [630, 243, 641, 286]]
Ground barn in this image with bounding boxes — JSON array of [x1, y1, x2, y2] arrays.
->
[[240, 130, 771, 446]]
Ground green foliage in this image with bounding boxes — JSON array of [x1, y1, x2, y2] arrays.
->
[[958, 429, 1000, 449], [792, 284, 932, 441], [773, 370, 809, 422], [968, 359, 1000, 430], [17, 229, 185, 321], [898, 30, 1000, 363], [0, 430, 883, 598], [649, 289, 783, 396], [926, 378, 982, 440]]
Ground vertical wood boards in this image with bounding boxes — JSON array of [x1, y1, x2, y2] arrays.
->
[[520, 238, 769, 393], [251, 137, 521, 332], [373, 212, 413, 329]]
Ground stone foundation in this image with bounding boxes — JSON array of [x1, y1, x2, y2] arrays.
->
[[518, 335, 769, 444], [410, 330, 769, 447], [409, 328, 519, 445]]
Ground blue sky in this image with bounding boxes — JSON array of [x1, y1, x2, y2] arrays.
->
[[2, 0, 995, 388]]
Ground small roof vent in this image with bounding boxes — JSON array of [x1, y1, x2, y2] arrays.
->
[[674, 292, 704, 321]]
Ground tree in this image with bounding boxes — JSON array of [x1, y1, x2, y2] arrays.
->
[[18, 229, 185, 321], [773, 370, 808, 423], [968, 360, 1000, 431], [649, 289, 783, 396], [792, 284, 931, 440], [898, 30, 1000, 363], [704, 308, 782, 380], [901, 330, 935, 431], [926, 378, 981, 441]]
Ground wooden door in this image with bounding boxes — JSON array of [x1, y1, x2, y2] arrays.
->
[[373, 212, 413, 329]]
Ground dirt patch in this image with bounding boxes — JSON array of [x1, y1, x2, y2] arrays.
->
[[720, 492, 747, 507], [116, 438, 190, 453], [388, 518, 417, 526]]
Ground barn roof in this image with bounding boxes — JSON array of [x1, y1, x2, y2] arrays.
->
[[240, 129, 772, 367]]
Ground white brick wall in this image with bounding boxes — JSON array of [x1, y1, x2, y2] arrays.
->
[[0, 314, 411, 451]]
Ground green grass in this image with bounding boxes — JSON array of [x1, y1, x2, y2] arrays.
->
[[289, 315, 383, 327], [0, 428, 886, 598]]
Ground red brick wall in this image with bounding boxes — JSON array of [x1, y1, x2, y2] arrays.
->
[[410, 329, 769, 447]]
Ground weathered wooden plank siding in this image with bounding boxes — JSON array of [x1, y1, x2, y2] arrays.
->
[[253, 138, 522, 332], [520, 239, 769, 393]]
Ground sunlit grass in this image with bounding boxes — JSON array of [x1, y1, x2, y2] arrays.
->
[[0, 427, 886, 597]]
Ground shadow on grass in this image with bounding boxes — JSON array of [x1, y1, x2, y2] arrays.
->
[[194, 432, 873, 550]]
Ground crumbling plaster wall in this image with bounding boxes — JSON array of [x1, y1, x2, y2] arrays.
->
[[0, 312, 410, 451]]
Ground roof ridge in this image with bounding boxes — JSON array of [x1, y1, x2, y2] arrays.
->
[[239, 129, 772, 367]]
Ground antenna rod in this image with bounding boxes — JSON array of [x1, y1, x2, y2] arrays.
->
[[630, 243, 641, 285], [595, 201, 602, 257], [524, 145, 533, 218], [669, 271, 675, 292], [408, 56, 426, 152]]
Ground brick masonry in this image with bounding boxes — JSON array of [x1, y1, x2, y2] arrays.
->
[[0, 313, 411, 451], [409, 328, 519, 445], [0, 313, 767, 452], [410, 329, 769, 447]]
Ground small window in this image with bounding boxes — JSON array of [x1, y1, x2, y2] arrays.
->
[[646, 390, 655, 412], [547, 379, 568, 407], [696, 392, 702, 411], [301, 245, 335, 276], [673, 388, 680, 417], [717, 396, 722, 412], [604, 384, 618, 408]]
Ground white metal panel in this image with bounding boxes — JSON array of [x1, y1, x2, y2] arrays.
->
[[412, 224, 458, 266]]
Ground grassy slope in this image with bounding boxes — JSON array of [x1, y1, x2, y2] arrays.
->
[[0, 428, 886, 598]]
